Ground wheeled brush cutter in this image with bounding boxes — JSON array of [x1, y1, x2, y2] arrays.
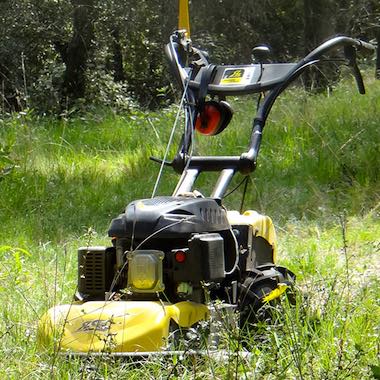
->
[[37, 4, 375, 355]]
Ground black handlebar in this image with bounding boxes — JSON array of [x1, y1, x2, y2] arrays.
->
[[246, 36, 375, 168], [304, 36, 374, 61], [302, 36, 374, 96], [357, 39, 376, 52], [163, 33, 375, 175]]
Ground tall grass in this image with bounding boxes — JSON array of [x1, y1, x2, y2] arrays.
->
[[0, 77, 379, 378]]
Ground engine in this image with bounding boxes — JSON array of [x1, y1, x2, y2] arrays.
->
[[76, 196, 239, 303]]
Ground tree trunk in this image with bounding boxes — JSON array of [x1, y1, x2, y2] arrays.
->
[[0, 63, 22, 112], [304, 0, 337, 90], [376, 29, 380, 79], [111, 28, 125, 82], [58, 0, 95, 107]]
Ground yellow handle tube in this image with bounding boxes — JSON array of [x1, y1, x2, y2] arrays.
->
[[178, 0, 190, 38]]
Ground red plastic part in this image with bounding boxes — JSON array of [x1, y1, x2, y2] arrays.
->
[[195, 104, 222, 135], [174, 250, 187, 263]]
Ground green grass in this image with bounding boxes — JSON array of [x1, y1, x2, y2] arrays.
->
[[0, 77, 379, 378]]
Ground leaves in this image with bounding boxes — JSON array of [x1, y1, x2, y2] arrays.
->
[[0, 143, 16, 181], [371, 365, 380, 379], [0, 0, 378, 114]]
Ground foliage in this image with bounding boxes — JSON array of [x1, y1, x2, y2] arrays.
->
[[0, 0, 378, 114]]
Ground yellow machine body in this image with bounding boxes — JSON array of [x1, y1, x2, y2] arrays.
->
[[227, 210, 277, 262], [38, 301, 209, 353], [37, 210, 282, 354]]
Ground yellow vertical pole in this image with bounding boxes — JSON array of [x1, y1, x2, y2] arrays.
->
[[178, 0, 190, 38]]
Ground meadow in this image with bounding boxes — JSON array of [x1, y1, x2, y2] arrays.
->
[[0, 77, 379, 379]]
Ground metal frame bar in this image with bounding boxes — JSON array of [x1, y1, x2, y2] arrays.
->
[[211, 169, 236, 199], [173, 168, 199, 196]]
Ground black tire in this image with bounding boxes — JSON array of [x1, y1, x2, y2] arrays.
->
[[239, 278, 276, 328]]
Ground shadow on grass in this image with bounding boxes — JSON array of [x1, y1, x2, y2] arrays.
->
[[1, 161, 378, 246]]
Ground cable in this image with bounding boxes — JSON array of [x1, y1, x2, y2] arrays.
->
[[239, 176, 250, 214], [172, 97, 197, 195], [151, 71, 192, 198], [223, 175, 249, 199], [224, 228, 240, 276]]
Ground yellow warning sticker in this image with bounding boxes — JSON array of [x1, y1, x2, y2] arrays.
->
[[221, 69, 244, 84], [220, 67, 255, 85]]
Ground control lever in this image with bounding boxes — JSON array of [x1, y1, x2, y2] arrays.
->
[[344, 45, 365, 94], [150, 156, 173, 166], [252, 45, 272, 63], [150, 154, 188, 174]]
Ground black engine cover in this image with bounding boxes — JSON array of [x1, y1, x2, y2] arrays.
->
[[108, 196, 230, 241]]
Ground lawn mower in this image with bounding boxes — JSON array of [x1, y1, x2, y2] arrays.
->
[[37, 2, 375, 355]]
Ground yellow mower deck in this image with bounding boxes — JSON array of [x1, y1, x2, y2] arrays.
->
[[38, 301, 209, 353]]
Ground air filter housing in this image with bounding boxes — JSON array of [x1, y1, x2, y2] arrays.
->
[[77, 246, 116, 300]]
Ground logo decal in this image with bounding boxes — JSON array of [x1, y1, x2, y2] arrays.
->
[[220, 67, 255, 85], [77, 319, 111, 333]]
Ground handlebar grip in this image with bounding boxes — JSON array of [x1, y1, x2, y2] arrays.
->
[[344, 45, 366, 94], [239, 120, 263, 174], [356, 39, 376, 52], [250, 126, 263, 156], [352, 64, 365, 94]]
